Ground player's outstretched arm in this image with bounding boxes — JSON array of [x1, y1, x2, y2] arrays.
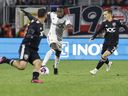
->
[[89, 21, 105, 42], [21, 9, 35, 21]]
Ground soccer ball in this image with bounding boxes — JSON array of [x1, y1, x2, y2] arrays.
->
[[40, 66, 49, 75]]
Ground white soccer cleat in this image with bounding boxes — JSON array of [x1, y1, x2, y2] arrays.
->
[[106, 61, 112, 72], [90, 68, 98, 75]]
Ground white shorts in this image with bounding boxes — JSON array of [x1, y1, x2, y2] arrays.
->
[[47, 34, 62, 51]]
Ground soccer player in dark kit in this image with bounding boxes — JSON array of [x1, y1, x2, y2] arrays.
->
[[89, 9, 128, 75], [0, 8, 47, 83]]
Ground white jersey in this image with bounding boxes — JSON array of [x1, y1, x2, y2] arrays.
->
[[47, 12, 71, 45]]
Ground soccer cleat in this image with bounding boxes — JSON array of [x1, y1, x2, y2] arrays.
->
[[31, 79, 43, 83], [90, 68, 98, 75], [0, 57, 7, 64], [106, 61, 112, 72], [54, 68, 58, 75]]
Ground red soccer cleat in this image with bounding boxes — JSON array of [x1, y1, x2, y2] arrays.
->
[[31, 79, 44, 83]]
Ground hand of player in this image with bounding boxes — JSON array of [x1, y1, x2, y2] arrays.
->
[[66, 24, 73, 30], [66, 24, 73, 33]]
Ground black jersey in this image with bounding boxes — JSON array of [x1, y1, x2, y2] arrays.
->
[[93, 19, 127, 46], [21, 19, 44, 50]]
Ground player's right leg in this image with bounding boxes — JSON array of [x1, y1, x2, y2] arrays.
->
[[0, 45, 27, 69], [0, 56, 27, 70], [90, 68, 98, 75], [90, 45, 108, 75], [90, 56, 106, 75], [12, 60, 27, 70], [50, 43, 62, 75], [32, 59, 43, 83], [10, 44, 29, 70], [54, 50, 61, 75], [41, 49, 54, 66], [0, 56, 13, 64], [90, 49, 112, 75]]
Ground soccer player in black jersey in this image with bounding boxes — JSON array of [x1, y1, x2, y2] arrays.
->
[[89, 9, 128, 75], [0, 8, 47, 83]]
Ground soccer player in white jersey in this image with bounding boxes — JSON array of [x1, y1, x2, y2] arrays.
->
[[41, 6, 73, 74]]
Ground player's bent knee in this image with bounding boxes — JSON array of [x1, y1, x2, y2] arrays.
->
[[33, 59, 42, 66], [50, 43, 58, 50], [17, 64, 26, 70], [33, 59, 42, 72], [100, 56, 107, 62], [18, 61, 27, 70], [103, 50, 111, 57]]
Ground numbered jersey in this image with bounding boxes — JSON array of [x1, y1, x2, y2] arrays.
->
[[47, 12, 71, 45], [22, 19, 44, 50]]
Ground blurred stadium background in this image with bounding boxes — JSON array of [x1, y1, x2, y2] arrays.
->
[[0, 0, 128, 96]]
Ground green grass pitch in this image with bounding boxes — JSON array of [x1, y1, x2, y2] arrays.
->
[[0, 60, 128, 96]]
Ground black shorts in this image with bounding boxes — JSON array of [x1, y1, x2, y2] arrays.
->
[[19, 44, 40, 64], [101, 44, 117, 54]]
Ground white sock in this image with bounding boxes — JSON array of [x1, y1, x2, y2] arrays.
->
[[54, 56, 60, 68], [42, 49, 54, 66]]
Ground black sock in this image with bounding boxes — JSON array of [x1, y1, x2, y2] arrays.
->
[[96, 60, 104, 69], [6, 59, 14, 65], [32, 72, 39, 80], [105, 58, 109, 64]]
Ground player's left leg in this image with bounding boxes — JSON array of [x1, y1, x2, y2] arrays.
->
[[47, 34, 61, 74], [32, 59, 43, 83], [0, 56, 28, 70], [30, 50, 43, 83], [50, 42, 62, 75], [105, 46, 117, 71], [90, 50, 111, 75], [41, 49, 54, 66], [90, 45, 106, 75], [101, 50, 112, 71], [54, 50, 61, 75]]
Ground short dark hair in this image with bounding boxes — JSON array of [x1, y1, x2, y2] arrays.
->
[[104, 8, 112, 14], [38, 8, 47, 18]]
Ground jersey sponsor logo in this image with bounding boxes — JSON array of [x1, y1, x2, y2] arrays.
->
[[106, 28, 116, 33]]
